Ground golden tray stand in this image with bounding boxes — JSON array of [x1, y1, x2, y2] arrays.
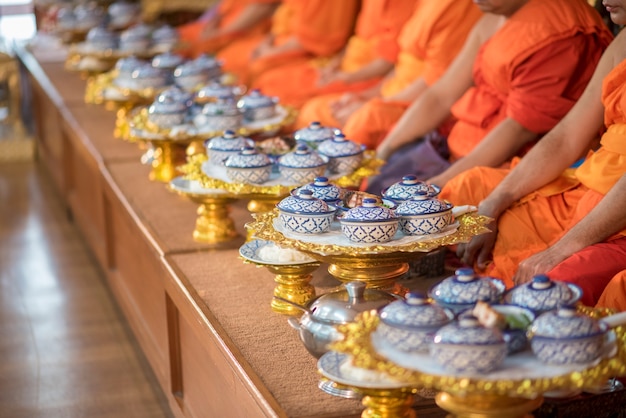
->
[[322, 309, 626, 418]]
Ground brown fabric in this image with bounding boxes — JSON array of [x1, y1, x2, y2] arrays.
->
[[167, 251, 364, 417]]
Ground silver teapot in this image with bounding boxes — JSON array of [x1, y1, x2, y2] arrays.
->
[[285, 282, 399, 358]]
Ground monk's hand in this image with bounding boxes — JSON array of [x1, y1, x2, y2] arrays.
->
[[512, 247, 569, 286], [456, 220, 497, 271]]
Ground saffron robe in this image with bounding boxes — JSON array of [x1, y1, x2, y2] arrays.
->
[[216, 0, 359, 86], [439, 59, 626, 307], [251, 0, 415, 109], [295, 0, 481, 146], [597, 269, 626, 311]]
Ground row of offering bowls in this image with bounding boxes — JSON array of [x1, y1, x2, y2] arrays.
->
[[56, 1, 141, 34], [77, 23, 179, 56]]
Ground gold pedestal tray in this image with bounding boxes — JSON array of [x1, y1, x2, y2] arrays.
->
[[326, 309, 626, 418], [169, 177, 240, 244], [246, 208, 490, 291], [141, 139, 190, 183], [239, 239, 320, 315], [85, 70, 158, 114]]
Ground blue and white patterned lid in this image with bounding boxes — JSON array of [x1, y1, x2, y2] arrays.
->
[[277, 189, 333, 214], [131, 64, 165, 80], [196, 82, 239, 101], [317, 133, 363, 157], [343, 198, 397, 221], [429, 268, 505, 305], [152, 24, 178, 42], [506, 274, 581, 312], [174, 61, 204, 77], [380, 292, 453, 329], [395, 193, 452, 216], [193, 53, 222, 70], [115, 56, 146, 74], [237, 89, 277, 109], [435, 315, 505, 345], [151, 52, 184, 70], [200, 96, 242, 117], [296, 176, 343, 202], [278, 144, 326, 168], [148, 93, 187, 115], [205, 130, 251, 151], [224, 147, 271, 168], [531, 306, 604, 339], [293, 121, 337, 143], [382, 175, 440, 200]]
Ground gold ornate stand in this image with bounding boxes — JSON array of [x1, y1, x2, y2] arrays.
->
[[267, 262, 320, 315], [142, 140, 189, 183], [435, 393, 543, 418]]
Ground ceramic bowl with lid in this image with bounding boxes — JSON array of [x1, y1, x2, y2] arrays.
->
[[293, 121, 337, 148], [119, 26, 150, 53], [114, 56, 146, 88], [287, 281, 399, 358], [530, 306, 607, 365], [193, 96, 243, 132], [293, 176, 344, 204], [431, 315, 507, 373], [277, 189, 336, 234], [377, 292, 454, 353], [173, 61, 211, 91], [277, 144, 328, 184], [85, 26, 117, 51], [339, 198, 398, 244], [151, 52, 184, 73], [108, 1, 140, 28], [204, 130, 252, 166], [237, 89, 278, 121], [74, 4, 104, 31], [224, 146, 272, 184], [395, 192, 453, 235], [381, 175, 440, 202], [503, 274, 582, 314], [429, 268, 506, 313], [128, 64, 169, 91], [147, 88, 189, 127], [191, 54, 223, 80], [151, 25, 179, 51], [195, 82, 244, 104], [317, 133, 364, 175]]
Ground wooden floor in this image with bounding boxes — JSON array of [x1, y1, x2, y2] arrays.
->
[[0, 161, 173, 418]]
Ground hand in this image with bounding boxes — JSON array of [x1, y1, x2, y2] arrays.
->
[[512, 247, 569, 286], [329, 93, 366, 125], [456, 219, 498, 270], [200, 19, 220, 40]]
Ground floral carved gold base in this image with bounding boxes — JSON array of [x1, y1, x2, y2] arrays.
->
[[435, 392, 543, 418], [193, 197, 240, 244], [142, 140, 189, 183], [267, 263, 320, 315]]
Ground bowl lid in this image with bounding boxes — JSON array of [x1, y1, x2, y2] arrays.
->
[[295, 176, 343, 202], [278, 144, 326, 168], [531, 306, 604, 339], [380, 292, 453, 329], [434, 315, 505, 345], [308, 282, 398, 325], [131, 64, 164, 79], [200, 96, 242, 117], [192, 53, 221, 69], [174, 61, 205, 77], [293, 121, 336, 143], [151, 52, 184, 69], [429, 268, 505, 305], [277, 189, 332, 214], [382, 175, 440, 200], [342, 198, 397, 221], [86, 26, 116, 43], [152, 24, 178, 41], [317, 133, 363, 157], [115, 56, 146, 73], [206, 130, 251, 151], [394, 192, 452, 216], [196, 82, 239, 101], [224, 146, 271, 168], [505, 274, 581, 312], [237, 89, 277, 109]]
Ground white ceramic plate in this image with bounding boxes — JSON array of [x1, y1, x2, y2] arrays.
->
[[238, 239, 315, 265], [317, 351, 407, 389]]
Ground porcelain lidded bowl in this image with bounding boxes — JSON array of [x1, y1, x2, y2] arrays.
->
[[223, 146, 272, 184], [277, 144, 328, 184], [503, 274, 582, 314], [339, 198, 399, 244], [151, 52, 184, 73], [293, 121, 337, 148], [108, 1, 140, 28], [129, 63, 169, 90], [317, 133, 364, 175], [74, 3, 104, 31], [288, 281, 399, 358], [173, 61, 211, 91], [195, 81, 243, 104], [56, 7, 77, 30], [429, 268, 506, 313], [192, 53, 223, 80], [151, 25, 180, 51], [147, 87, 189, 127], [193, 95, 244, 131], [381, 175, 440, 202], [277, 189, 336, 234], [119, 25, 151, 53], [237, 89, 278, 121], [85, 26, 117, 51], [530, 306, 607, 365], [294, 176, 344, 204], [395, 192, 453, 235], [431, 314, 507, 373], [377, 292, 454, 353], [204, 129, 252, 166], [114, 56, 147, 88]]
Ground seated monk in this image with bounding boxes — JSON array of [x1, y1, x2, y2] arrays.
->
[[216, 0, 359, 86], [251, 0, 417, 109], [295, 0, 483, 146], [176, 0, 280, 59], [365, 0, 612, 196], [598, 270, 626, 311], [439, 0, 626, 308]]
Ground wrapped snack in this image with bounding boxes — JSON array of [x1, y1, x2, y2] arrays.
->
[[258, 242, 311, 263], [472, 301, 507, 330]]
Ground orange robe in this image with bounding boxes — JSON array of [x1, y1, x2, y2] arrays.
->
[[216, 0, 359, 86], [597, 270, 626, 311], [296, 0, 482, 146], [251, 0, 415, 109], [176, 0, 275, 58], [440, 58, 626, 307]]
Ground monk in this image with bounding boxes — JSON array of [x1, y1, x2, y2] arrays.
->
[[251, 0, 417, 109], [295, 0, 483, 146], [365, 0, 612, 196], [439, 0, 626, 308], [215, 0, 359, 86], [176, 1, 279, 59], [598, 271, 626, 311]]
